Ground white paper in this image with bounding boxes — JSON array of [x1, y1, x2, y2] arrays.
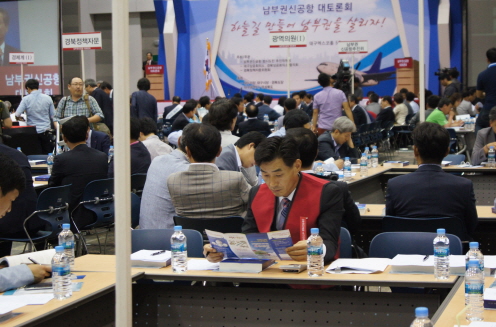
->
[[484, 256, 496, 269], [326, 258, 391, 274], [130, 250, 171, 262], [0, 249, 55, 267], [455, 323, 496, 327], [187, 259, 219, 271], [484, 288, 496, 301], [391, 255, 465, 267], [324, 157, 335, 164], [0, 294, 53, 314]]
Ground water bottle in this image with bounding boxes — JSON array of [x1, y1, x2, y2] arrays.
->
[[465, 259, 484, 322], [57, 145, 63, 155], [488, 146, 495, 167], [410, 307, 434, 327], [364, 147, 371, 167], [343, 157, 352, 181], [274, 119, 279, 131], [171, 225, 187, 273], [108, 145, 114, 163], [371, 145, 379, 168], [17, 147, 22, 153], [52, 246, 72, 300], [307, 228, 324, 277], [47, 153, 54, 175], [466, 242, 484, 277], [263, 114, 269, 123], [314, 162, 325, 176], [58, 224, 75, 267], [360, 153, 368, 177], [433, 228, 450, 280]]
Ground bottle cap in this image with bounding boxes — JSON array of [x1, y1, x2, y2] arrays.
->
[[415, 307, 428, 317], [310, 228, 319, 234], [490, 146, 494, 149], [468, 259, 479, 267], [362, 153, 366, 156], [345, 157, 350, 160], [48, 153, 52, 156], [174, 226, 182, 231], [437, 228, 445, 234], [469, 242, 479, 249], [55, 246, 64, 252], [373, 145, 377, 149], [365, 147, 369, 150], [110, 145, 114, 148], [62, 223, 70, 229]]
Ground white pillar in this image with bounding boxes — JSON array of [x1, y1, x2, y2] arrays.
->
[[112, 0, 131, 326], [419, 0, 425, 122]]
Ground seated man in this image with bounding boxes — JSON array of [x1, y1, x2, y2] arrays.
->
[[87, 122, 111, 154], [216, 131, 266, 186], [286, 128, 361, 235], [275, 98, 297, 130], [269, 108, 311, 138], [426, 98, 464, 127], [167, 123, 250, 218], [49, 116, 109, 229], [109, 118, 151, 177], [0, 154, 51, 292], [238, 104, 271, 137], [257, 95, 280, 121], [392, 93, 409, 125], [170, 101, 196, 133], [410, 95, 440, 125], [472, 106, 496, 165], [204, 136, 344, 264], [375, 96, 395, 127], [386, 122, 478, 239], [316, 117, 359, 167], [349, 94, 369, 127], [139, 117, 172, 161]]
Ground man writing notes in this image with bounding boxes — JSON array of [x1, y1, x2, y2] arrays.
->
[[204, 136, 344, 264], [472, 107, 496, 165]]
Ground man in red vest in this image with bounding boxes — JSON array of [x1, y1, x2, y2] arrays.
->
[[204, 136, 344, 264]]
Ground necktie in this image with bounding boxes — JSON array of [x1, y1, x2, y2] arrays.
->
[[277, 198, 290, 230]]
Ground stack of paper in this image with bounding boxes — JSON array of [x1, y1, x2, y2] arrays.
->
[[391, 255, 496, 275], [326, 258, 391, 274], [187, 259, 219, 271], [130, 250, 171, 268], [0, 249, 55, 267]]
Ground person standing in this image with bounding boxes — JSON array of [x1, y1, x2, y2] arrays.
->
[[476, 48, 496, 132], [85, 79, 113, 134], [142, 52, 157, 72], [130, 78, 158, 121]]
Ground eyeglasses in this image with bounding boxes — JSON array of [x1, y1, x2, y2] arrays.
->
[[70, 83, 83, 86]]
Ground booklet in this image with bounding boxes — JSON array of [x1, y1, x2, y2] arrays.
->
[[326, 258, 391, 274], [206, 229, 293, 260]]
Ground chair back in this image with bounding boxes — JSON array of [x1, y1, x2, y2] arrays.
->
[[383, 215, 468, 241], [443, 154, 466, 165], [173, 215, 244, 240], [27, 154, 49, 161], [81, 178, 115, 229], [35, 185, 72, 240], [131, 192, 141, 229], [369, 232, 462, 258], [131, 229, 204, 257], [131, 174, 147, 196], [339, 227, 352, 258]]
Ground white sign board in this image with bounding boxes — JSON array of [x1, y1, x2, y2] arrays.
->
[[62, 32, 102, 51], [9, 52, 34, 64], [338, 41, 368, 54], [269, 31, 307, 48]]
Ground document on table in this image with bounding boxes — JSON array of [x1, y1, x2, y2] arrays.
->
[[391, 255, 496, 275], [326, 258, 391, 274], [0, 294, 54, 314], [455, 323, 496, 327], [187, 259, 219, 271]]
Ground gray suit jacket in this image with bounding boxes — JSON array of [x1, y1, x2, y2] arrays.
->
[[167, 164, 250, 218], [139, 150, 190, 229], [216, 144, 258, 186], [472, 127, 496, 165]]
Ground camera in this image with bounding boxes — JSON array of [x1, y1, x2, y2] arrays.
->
[[434, 67, 459, 78], [333, 59, 352, 95]]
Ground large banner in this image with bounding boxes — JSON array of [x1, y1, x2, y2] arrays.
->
[[216, 0, 405, 96]]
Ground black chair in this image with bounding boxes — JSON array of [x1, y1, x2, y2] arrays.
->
[[3, 126, 42, 155], [340, 227, 352, 259], [131, 229, 204, 257], [446, 128, 459, 153], [27, 154, 48, 161], [173, 215, 244, 241], [131, 173, 147, 197], [131, 192, 141, 229]]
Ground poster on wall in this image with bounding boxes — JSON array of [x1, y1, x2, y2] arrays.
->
[[216, 0, 405, 97]]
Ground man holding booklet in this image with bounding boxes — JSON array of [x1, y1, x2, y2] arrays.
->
[[204, 136, 344, 264], [0, 154, 51, 292]]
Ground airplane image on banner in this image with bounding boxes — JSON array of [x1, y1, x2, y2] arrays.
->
[[311, 52, 396, 86]]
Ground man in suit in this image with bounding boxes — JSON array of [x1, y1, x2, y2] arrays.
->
[[163, 96, 183, 122], [48, 116, 108, 230], [216, 131, 266, 186], [243, 93, 255, 107], [317, 117, 359, 167], [85, 79, 114, 133], [0, 8, 21, 66], [170, 101, 196, 133], [131, 78, 157, 120], [386, 122, 478, 239], [303, 93, 314, 117], [375, 95, 396, 128], [255, 93, 264, 107], [275, 98, 297, 129], [472, 106, 496, 165], [108, 118, 151, 178], [231, 97, 245, 136], [269, 108, 311, 138], [257, 95, 280, 121], [87, 127, 111, 155], [167, 123, 250, 219], [349, 94, 369, 127], [239, 104, 271, 136], [204, 136, 344, 264], [142, 52, 157, 71]]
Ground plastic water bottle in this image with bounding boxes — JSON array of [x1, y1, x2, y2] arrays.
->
[[314, 162, 325, 176], [360, 153, 368, 177], [371, 145, 379, 168], [56, 145, 63, 155], [307, 228, 324, 277], [52, 246, 72, 300], [274, 119, 279, 131], [343, 157, 352, 181], [108, 145, 114, 163], [47, 153, 54, 175], [171, 225, 187, 273], [466, 242, 484, 277], [263, 114, 269, 123], [488, 146, 495, 167], [58, 223, 75, 267], [410, 307, 434, 327], [465, 259, 484, 322], [364, 147, 371, 167], [17, 147, 22, 153], [433, 228, 450, 280]]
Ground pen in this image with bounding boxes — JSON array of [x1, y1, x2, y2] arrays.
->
[[423, 255, 429, 262], [28, 257, 41, 265], [151, 250, 165, 256]]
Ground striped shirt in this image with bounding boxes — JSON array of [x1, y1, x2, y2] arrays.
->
[[54, 95, 104, 123]]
